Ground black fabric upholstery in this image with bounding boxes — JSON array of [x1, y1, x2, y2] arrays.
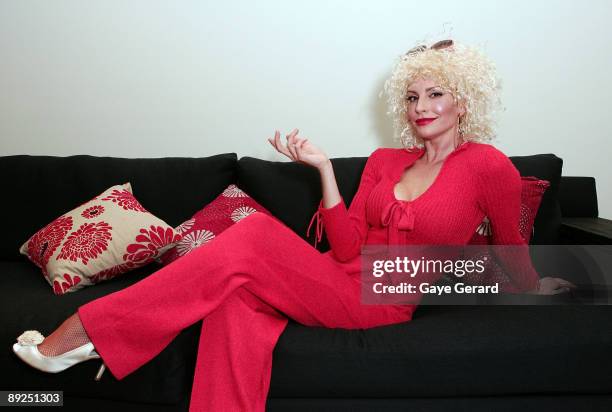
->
[[267, 395, 612, 412], [0, 154, 237, 261], [237, 156, 367, 252], [61, 394, 612, 412], [2, 151, 610, 412], [559, 176, 599, 217], [0, 261, 200, 404], [4, 261, 611, 404], [270, 304, 612, 398]]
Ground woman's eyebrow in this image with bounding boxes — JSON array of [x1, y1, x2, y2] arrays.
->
[[406, 87, 440, 94]]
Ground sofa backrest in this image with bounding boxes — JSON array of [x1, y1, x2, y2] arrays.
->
[[558, 176, 598, 218], [0, 150, 563, 260], [238, 153, 564, 249], [238, 156, 368, 252], [0, 154, 237, 260]]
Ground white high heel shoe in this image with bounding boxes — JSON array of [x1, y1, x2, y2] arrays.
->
[[12, 330, 106, 380]]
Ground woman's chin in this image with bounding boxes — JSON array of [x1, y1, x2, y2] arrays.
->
[[415, 133, 437, 142], [415, 130, 453, 142]]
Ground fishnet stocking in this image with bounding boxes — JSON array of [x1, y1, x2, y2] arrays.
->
[[38, 312, 92, 357]]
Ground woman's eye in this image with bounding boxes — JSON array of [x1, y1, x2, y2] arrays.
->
[[404, 96, 417, 102], [430, 91, 443, 98]]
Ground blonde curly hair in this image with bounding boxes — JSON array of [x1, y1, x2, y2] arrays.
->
[[382, 40, 502, 149]]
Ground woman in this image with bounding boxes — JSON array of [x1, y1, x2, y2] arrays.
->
[[12, 39, 576, 411]]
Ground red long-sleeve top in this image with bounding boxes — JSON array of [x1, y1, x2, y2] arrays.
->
[[308, 141, 540, 293]]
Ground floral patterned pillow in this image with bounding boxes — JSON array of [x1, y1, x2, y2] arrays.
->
[[19, 183, 182, 295], [159, 184, 273, 266]]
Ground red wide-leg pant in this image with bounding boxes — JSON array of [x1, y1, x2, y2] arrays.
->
[[78, 212, 415, 411]]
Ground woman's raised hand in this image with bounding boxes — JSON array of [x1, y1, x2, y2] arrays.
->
[[268, 129, 330, 170]]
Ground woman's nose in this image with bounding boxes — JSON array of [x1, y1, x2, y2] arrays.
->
[[415, 97, 427, 114]]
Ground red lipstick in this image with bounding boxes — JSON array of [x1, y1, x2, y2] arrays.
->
[[415, 118, 436, 126]]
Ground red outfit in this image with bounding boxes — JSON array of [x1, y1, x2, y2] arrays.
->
[[312, 142, 540, 291], [78, 141, 539, 411]]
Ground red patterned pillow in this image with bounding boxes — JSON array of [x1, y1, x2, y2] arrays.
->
[[469, 176, 550, 245], [459, 176, 549, 292], [159, 184, 273, 266], [19, 183, 182, 295]]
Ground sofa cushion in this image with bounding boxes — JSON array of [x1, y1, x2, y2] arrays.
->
[[238, 152, 563, 249], [0, 153, 237, 261], [269, 304, 612, 398], [19, 183, 182, 295], [5, 258, 610, 401], [0, 261, 200, 404], [159, 184, 273, 266]]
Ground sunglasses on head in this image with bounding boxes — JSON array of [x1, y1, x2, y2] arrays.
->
[[405, 39, 454, 56]]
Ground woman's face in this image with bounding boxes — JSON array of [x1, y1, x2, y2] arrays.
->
[[405, 78, 464, 141]]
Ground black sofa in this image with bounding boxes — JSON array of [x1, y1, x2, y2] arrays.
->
[[1, 151, 611, 412]]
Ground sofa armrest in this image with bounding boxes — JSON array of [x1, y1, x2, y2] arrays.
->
[[560, 217, 612, 245]]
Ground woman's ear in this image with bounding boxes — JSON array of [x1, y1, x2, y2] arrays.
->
[[457, 101, 466, 117]]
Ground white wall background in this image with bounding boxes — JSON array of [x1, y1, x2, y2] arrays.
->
[[0, 0, 610, 218]]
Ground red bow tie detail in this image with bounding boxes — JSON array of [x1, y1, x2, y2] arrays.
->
[[381, 200, 415, 245]]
